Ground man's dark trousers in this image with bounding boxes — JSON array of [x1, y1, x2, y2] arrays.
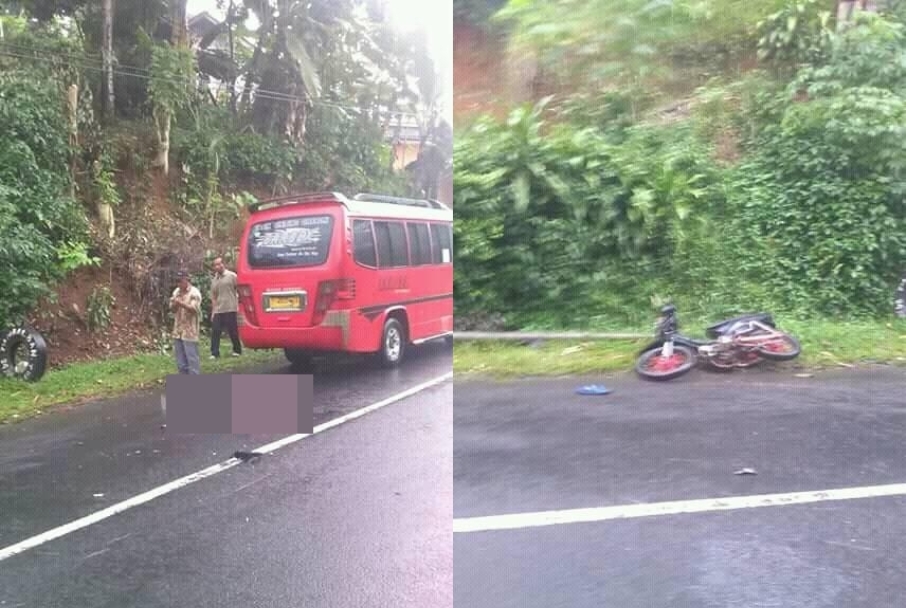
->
[[211, 311, 242, 357]]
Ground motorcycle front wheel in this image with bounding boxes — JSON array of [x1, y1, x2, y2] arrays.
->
[[635, 345, 697, 381]]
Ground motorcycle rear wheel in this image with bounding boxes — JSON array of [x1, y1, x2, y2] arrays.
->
[[636, 345, 697, 381], [756, 334, 801, 361]]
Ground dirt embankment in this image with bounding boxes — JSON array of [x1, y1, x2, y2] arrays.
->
[[28, 164, 254, 369], [453, 22, 513, 124]]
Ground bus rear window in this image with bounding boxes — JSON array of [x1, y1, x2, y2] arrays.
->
[[247, 215, 334, 268]]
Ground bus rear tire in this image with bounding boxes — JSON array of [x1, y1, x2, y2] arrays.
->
[[379, 318, 406, 368]]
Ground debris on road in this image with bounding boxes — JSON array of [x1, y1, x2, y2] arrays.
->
[[795, 373, 814, 378], [734, 468, 758, 476], [575, 385, 612, 396], [93, 493, 105, 498], [233, 450, 263, 463]]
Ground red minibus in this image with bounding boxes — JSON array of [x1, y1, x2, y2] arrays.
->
[[236, 191, 453, 367]]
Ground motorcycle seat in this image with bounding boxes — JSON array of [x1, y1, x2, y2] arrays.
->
[[705, 313, 775, 338]]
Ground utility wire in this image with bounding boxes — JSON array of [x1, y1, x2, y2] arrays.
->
[[0, 44, 421, 119]]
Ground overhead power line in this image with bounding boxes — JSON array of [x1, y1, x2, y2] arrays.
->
[[0, 43, 422, 119]]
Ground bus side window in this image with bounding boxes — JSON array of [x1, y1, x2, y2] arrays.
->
[[375, 221, 409, 268], [387, 222, 409, 267], [353, 219, 377, 267], [430, 223, 452, 265], [407, 223, 431, 266]]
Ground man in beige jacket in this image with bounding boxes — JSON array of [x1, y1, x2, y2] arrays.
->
[[170, 270, 202, 375]]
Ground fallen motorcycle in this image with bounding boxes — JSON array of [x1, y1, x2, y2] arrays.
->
[[635, 304, 801, 381]]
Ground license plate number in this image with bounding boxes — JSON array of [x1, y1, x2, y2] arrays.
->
[[267, 295, 302, 310]]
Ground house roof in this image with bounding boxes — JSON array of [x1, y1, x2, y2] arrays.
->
[[188, 11, 219, 38]]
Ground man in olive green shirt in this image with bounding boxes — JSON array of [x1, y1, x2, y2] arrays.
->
[[210, 256, 243, 359]]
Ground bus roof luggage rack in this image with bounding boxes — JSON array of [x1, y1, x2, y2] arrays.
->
[[248, 191, 348, 213], [353, 193, 449, 210]]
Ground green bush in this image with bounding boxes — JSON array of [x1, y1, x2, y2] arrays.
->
[[224, 131, 297, 187], [0, 71, 90, 328], [454, 100, 726, 326], [728, 15, 906, 317], [174, 103, 403, 197], [756, 0, 835, 68], [295, 105, 405, 194], [87, 286, 115, 332], [454, 14, 906, 327], [174, 105, 297, 193]]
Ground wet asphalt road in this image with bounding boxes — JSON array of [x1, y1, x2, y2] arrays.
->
[[0, 343, 452, 607], [454, 366, 906, 608]]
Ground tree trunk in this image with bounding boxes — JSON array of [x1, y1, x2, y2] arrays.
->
[[102, 0, 115, 117], [170, 0, 188, 48], [228, 0, 237, 114], [67, 84, 79, 199], [98, 202, 116, 239], [241, 10, 272, 110], [154, 109, 171, 175], [205, 175, 217, 239]]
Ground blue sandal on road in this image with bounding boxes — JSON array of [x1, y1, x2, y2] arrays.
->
[[575, 385, 611, 396]]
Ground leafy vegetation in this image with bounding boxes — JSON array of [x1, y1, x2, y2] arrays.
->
[[0, 71, 91, 329], [756, 0, 835, 68], [455, 5, 906, 333], [86, 286, 115, 332]]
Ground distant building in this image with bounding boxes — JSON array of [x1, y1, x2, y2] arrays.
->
[[187, 11, 255, 53], [188, 11, 219, 44], [386, 114, 423, 172], [188, 11, 256, 100]]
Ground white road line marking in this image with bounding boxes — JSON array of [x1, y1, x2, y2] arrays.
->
[[453, 482, 906, 533], [0, 372, 452, 562]]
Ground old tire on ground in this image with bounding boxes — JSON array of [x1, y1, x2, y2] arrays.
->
[[378, 317, 406, 368], [635, 345, 696, 381], [756, 334, 801, 361], [0, 325, 48, 382]]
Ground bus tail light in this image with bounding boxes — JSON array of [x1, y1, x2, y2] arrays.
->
[[335, 278, 356, 300], [238, 284, 259, 326], [312, 279, 355, 325]]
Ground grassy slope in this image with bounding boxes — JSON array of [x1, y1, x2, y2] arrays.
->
[[0, 339, 283, 423], [453, 320, 906, 378]]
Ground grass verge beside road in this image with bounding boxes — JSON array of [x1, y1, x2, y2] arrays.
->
[[0, 341, 283, 424], [453, 320, 906, 378]]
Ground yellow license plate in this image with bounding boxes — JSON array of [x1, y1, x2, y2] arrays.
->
[[267, 295, 302, 310]]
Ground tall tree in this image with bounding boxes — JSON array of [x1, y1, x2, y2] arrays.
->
[[149, 41, 195, 175], [102, 0, 115, 117], [170, 0, 188, 47]]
